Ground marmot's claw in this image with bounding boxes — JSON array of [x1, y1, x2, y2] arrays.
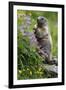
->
[[43, 60, 58, 66], [49, 60, 58, 66]]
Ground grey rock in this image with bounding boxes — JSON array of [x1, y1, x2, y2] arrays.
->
[[43, 64, 58, 74]]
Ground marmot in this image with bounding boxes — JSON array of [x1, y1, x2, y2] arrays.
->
[[33, 16, 57, 65]]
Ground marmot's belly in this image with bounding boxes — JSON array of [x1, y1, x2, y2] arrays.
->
[[37, 39, 51, 55]]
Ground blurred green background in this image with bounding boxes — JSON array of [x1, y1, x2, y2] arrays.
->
[[17, 10, 58, 80]]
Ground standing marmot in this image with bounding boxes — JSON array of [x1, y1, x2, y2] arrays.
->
[[33, 16, 57, 65]]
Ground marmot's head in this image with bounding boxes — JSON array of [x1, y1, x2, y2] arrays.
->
[[37, 16, 48, 27]]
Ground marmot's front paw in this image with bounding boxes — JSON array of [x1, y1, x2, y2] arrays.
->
[[48, 60, 58, 66], [43, 60, 58, 66]]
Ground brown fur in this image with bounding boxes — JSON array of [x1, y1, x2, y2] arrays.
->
[[33, 16, 52, 62]]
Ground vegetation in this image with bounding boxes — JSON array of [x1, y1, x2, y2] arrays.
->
[[17, 10, 58, 80]]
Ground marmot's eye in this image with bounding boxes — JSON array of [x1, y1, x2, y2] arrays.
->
[[41, 18, 44, 20]]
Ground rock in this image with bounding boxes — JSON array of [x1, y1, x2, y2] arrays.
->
[[40, 64, 58, 78], [44, 64, 58, 74], [41, 64, 58, 74]]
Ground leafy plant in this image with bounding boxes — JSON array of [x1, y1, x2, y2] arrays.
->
[[17, 30, 46, 79]]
